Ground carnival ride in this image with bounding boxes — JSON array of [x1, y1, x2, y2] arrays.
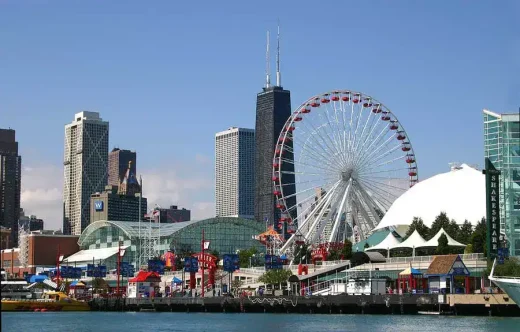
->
[[272, 90, 418, 261]]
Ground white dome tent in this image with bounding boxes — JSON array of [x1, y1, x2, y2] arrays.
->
[[417, 228, 466, 249], [365, 232, 402, 257], [389, 230, 427, 257], [374, 164, 485, 236]]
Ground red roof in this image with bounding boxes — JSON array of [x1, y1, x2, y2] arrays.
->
[[128, 271, 161, 283]]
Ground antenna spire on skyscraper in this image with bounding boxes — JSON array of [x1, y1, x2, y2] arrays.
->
[[276, 20, 281, 87], [265, 30, 271, 89]]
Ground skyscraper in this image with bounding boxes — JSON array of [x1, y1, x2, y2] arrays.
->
[[0, 128, 21, 247], [215, 127, 255, 219], [483, 109, 520, 256], [254, 27, 296, 234], [63, 111, 109, 235], [108, 148, 137, 187]]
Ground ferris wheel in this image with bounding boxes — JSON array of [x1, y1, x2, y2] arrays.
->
[[273, 90, 418, 255]]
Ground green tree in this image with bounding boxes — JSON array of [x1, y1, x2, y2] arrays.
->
[[486, 257, 520, 277], [429, 212, 451, 240], [341, 240, 353, 260], [447, 219, 461, 240], [209, 249, 220, 260], [238, 247, 259, 268], [459, 220, 473, 244], [258, 269, 292, 285], [435, 234, 449, 255], [471, 217, 487, 255], [404, 217, 430, 239], [464, 244, 474, 254]]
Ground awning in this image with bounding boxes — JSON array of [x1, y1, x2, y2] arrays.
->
[[70, 281, 86, 287], [64, 246, 129, 264], [399, 267, 422, 276], [390, 230, 427, 250], [366, 232, 401, 251], [172, 277, 182, 284], [417, 228, 466, 248]]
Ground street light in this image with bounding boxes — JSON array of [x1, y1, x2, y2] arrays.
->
[[250, 254, 256, 268]]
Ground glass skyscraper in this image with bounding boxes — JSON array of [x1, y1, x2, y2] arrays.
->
[[483, 109, 520, 256]]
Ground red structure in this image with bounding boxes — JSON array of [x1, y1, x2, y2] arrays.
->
[[191, 252, 218, 294]]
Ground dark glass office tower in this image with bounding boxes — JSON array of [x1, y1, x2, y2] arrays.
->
[[254, 86, 296, 236], [0, 128, 21, 247]]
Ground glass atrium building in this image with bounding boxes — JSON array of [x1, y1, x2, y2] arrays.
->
[[74, 217, 266, 270], [483, 109, 520, 256]]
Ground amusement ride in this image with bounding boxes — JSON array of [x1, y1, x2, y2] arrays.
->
[[264, 89, 419, 262]]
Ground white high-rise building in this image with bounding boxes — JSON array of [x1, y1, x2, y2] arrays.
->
[[63, 111, 109, 235], [215, 127, 255, 219]]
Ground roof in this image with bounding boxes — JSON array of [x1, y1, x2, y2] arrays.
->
[[390, 230, 427, 250], [418, 228, 466, 248], [426, 255, 458, 275], [366, 232, 401, 251], [374, 164, 485, 235], [78, 217, 265, 246], [64, 246, 129, 263], [353, 230, 390, 252], [129, 271, 161, 283], [399, 267, 422, 276]]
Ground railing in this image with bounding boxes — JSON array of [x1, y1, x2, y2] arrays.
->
[[385, 253, 485, 264]]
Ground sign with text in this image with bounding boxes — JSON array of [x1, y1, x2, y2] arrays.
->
[[94, 200, 104, 211], [184, 257, 199, 273], [484, 158, 501, 259]]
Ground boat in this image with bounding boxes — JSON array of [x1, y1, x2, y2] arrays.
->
[[488, 259, 520, 308], [1, 291, 90, 312]]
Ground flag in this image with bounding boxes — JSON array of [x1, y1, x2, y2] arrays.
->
[[152, 210, 160, 217], [203, 241, 210, 250]]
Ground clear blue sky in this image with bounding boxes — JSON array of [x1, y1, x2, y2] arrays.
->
[[1, 1, 518, 228]]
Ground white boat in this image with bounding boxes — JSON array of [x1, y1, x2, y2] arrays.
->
[[488, 259, 520, 308]]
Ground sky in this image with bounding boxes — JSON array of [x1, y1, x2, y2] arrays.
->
[[1, 0, 519, 230]]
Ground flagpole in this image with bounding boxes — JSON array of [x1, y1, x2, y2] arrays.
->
[[201, 229, 205, 298], [138, 175, 142, 270]]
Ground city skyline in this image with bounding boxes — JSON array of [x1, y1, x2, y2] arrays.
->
[[1, 1, 518, 230]]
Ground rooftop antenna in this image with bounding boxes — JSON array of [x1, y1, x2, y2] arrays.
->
[[276, 20, 281, 87], [265, 30, 271, 89]]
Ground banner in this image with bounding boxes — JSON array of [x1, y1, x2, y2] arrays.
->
[[223, 254, 239, 273], [484, 158, 501, 259]]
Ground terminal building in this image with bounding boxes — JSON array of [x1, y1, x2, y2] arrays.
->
[[67, 217, 265, 270]]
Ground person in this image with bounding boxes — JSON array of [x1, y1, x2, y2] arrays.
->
[[218, 289, 221, 297]]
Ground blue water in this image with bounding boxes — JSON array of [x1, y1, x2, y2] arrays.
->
[[2, 312, 520, 332]]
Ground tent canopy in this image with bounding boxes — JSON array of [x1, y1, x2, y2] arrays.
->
[[390, 230, 426, 250], [399, 267, 422, 276], [172, 277, 182, 284], [366, 232, 401, 251], [418, 228, 466, 248]]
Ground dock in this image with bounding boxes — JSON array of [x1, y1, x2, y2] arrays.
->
[[89, 294, 520, 316]]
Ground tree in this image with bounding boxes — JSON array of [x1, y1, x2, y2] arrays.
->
[[210, 249, 220, 260], [487, 257, 520, 277], [471, 217, 487, 255], [404, 217, 430, 239], [446, 220, 460, 241], [464, 244, 474, 254], [341, 240, 353, 260], [435, 234, 449, 255], [238, 247, 259, 268], [429, 212, 451, 240], [459, 220, 473, 245], [258, 269, 292, 285], [364, 242, 370, 250]]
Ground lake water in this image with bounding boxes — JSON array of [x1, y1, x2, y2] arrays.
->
[[2, 312, 520, 332]]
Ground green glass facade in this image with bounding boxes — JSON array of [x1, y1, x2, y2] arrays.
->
[[483, 110, 520, 256], [78, 217, 266, 270]]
